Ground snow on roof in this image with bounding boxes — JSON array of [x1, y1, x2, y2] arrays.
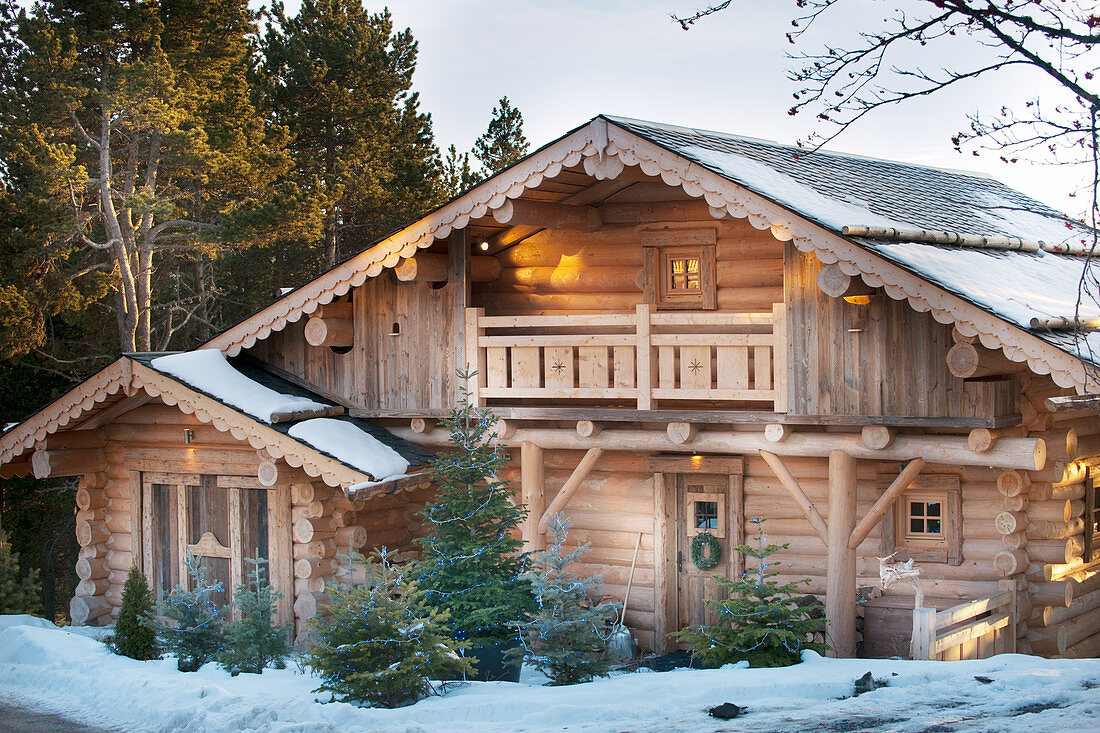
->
[[149, 349, 328, 424], [288, 418, 410, 481]]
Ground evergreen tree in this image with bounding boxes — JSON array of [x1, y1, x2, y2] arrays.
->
[[0, 524, 40, 614], [262, 0, 441, 270], [158, 552, 226, 672], [510, 515, 616, 686], [472, 96, 528, 177], [106, 566, 159, 661], [218, 552, 290, 675], [415, 370, 534, 653], [670, 519, 825, 667], [307, 548, 471, 709], [440, 144, 478, 199]]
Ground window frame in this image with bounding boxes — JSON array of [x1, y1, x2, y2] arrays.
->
[[880, 473, 962, 565], [683, 491, 726, 538], [641, 229, 717, 311], [1084, 475, 1100, 563]]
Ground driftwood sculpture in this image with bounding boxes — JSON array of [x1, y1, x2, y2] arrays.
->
[[878, 553, 925, 611]]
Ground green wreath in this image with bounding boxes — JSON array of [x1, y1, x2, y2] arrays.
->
[[690, 532, 722, 570]]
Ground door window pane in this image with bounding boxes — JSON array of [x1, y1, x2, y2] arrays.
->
[[240, 489, 270, 584]]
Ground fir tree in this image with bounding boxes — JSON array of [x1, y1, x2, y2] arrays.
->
[[670, 518, 825, 667], [307, 548, 471, 709], [440, 144, 478, 198], [510, 515, 617, 686], [472, 96, 529, 176], [218, 552, 290, 675], [158, 552, 226, 672], [415, 369, 534, 653], [0, 524, 40, 615], [106, 566, 159, 660]]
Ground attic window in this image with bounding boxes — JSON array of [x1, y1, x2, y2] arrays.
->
[[641, 229, 717, 310]]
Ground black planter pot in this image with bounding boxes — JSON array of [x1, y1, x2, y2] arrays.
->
[[445, 642, 522, 682]]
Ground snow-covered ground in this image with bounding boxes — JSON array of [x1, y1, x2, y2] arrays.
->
[[0, 615, 1097, 732]]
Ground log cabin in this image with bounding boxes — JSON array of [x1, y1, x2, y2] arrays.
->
[[2, 115, 1100, 660]]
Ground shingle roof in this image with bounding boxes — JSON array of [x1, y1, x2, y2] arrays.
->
[[607, 115, 1099, 366]]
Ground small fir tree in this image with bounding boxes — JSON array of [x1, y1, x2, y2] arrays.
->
[[0, 525, 40, 615], [218, 552, 290, 675], [671, 518, 826, 667], [509, 515, 617, 685], [106, 566, 160, 660], [307, 548, 472, 709], [472, 96, 529, 176], [158, 552, 226, 672], [415, 369, 534, 653]]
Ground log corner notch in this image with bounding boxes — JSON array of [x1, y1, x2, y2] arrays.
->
[[304, 300, 354, 348], [816, 263, 876, 300]]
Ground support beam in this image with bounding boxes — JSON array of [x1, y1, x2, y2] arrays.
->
[[388, 426, 1047, 470], [396, 253, 501, 283], [538, 447, 603, 533], [848, 458, 925, 549], [492, 199, 602, 232], [31, 448, 107, 479], [759, 450, 829, 543], [946, 342, 1026, 379], [816, 263, 876, 299], [826, 450, 858, 658], [520, 442, 546, 552]]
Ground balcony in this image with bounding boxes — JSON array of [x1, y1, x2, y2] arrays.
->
[[464, 304, 787, 412]]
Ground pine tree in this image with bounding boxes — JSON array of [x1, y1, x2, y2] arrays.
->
[[262, 0, 442, 270], [440, 144, 478, 198], [158, 552, 227, 672], [307, 548, 471, 709], [0, 525, 40, 615], [415, 370, 534, 655], [106, 566, 159, 660], [472, 96, 529, 177], [218, 552, 290, 675], [670, 519, 825, 667], [510, 515, 616, 686]]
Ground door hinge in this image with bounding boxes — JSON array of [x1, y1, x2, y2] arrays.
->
[[677, 550, 683, 573]]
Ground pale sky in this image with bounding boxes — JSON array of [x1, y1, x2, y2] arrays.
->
[[331, 0, 1088, 218]]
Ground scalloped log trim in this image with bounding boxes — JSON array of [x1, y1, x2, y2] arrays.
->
[[0, 357, 371, 491], [198, 116, 1094, 393]]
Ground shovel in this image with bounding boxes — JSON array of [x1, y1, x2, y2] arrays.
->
[[606, 531, 642, 663]]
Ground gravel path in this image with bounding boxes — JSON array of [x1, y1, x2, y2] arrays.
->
[[0, 698, 119, 733]]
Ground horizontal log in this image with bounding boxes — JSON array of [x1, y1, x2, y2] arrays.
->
[[492, 198, 602, 231], [76, 557, 109, 581], [997, 470, 1029, 497], [70, 595, 112, 626], [487, 265, 640, 294], [294, 557, 339, 579], [106, 534, 133, 553], [1028, 581, 1073, 608], [31, 448, 107, 479], [1027, 518, 1085, 540], [335, 525, 368, 550], [1000, 531, 1027, 550], [1068, 568, 1100, 596], [1062, 629, 1100, 658], [75, 488, 107, 511], [0, 459, 31, 479], [1029, 482, 1085, 502], [1025, 624, 1066, 655], [946, 342, 1026, 379], [1029, 500, 1081, 524], [293, 517, 336, 544], [816, 263, 876, 299], [1051, 587, 1100, 625], [76, 578, 111, 597], [76, 520, 110, 547], [1027, 537, 1084, 566], [269, 406, 344, 424], [105, 550, 132, 572], [293, 538, 337, 560], [969, 427, 1026, 454], [293, 591, 330, 620], [295, 577, 325, 595], [1003, 493, 1029, 512], [994, 511, 1028, 535], [994, 549, 1029, 577], [304, 316, 353, 348], [291, 483, 317, 505]]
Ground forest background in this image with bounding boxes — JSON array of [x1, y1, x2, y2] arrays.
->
[[0, 0, 529, 620]]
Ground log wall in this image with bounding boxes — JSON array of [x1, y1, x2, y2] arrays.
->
[[246, 267, 458, 413]]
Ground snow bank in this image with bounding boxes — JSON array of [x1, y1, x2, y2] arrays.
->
[[1, 618, 1098, 733], [150, 350, 328, 424], [288, 418, 410, 481]]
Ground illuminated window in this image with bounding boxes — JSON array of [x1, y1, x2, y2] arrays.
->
[[1085, 477, 1100, 563], [669, 256, 701, 292], [642, 237, 716, 310]]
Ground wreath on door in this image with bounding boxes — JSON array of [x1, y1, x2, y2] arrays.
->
[[690, 531, 722, 570]]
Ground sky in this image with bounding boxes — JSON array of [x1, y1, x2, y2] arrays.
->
[[269, 0, 1083, 217]]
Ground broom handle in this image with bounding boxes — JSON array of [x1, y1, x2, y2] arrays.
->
[[620, 531, 642, 627]]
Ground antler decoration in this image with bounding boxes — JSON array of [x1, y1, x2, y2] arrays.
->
[[878, 552, 924, 611]]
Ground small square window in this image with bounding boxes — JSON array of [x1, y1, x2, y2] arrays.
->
[[881, 474, 961, 565], [695, 500, 719, 530], [684, 491, 725, 538], [642, 237, 716, 310]]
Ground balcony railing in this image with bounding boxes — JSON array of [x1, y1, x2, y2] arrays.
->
[[464, 303, 787, 412]]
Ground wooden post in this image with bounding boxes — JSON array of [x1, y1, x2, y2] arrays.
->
[[652, 471, 676, 654], [451, 228, 469, 404], [912, 607, 936, 660], [464, 307, 485, 407], [520, 442, 546, 552], [826, 450, 858, 657], [636, 303, 652, 410]]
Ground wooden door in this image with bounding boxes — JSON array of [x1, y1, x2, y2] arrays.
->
[[676, 473, 743, 631], [141, 473, 286, 612]]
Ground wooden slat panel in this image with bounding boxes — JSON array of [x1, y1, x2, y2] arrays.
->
[[486, 347, 508, 388], [651, 334, 773, 347], [481, 334, 635, 348], [717, 346, 748, 390], [479, 387, 639, 399], [652, 388, 778, 401], [658, 346, 676, 390], [613, 346, 635, 389], [511, 347, 540, 388], [679, 346, 711, 390], [544, 346, 574, 389], [578, 347, 608, 389], [754, 346, 772, 390]]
